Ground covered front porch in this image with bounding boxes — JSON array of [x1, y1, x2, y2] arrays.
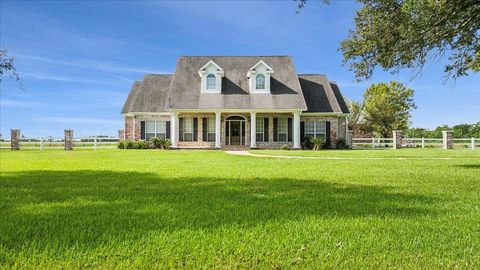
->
[[170, 111, 301, 149]]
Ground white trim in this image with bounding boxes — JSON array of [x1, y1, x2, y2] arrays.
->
[[250, 112, 256, 148], [170, 109, 304, 113], [198, 60, 224, 76], [293, 111, 300, 148], [301, 112, 349, 117], [247, 60, 274, 77], [215, 112, 221, 148]]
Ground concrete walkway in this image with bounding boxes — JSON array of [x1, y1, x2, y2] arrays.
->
[[225, 150, 480, 160]]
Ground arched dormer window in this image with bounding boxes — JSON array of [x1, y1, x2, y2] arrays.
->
[[206, 74, 216, 90], [255, 74, 265, 90]]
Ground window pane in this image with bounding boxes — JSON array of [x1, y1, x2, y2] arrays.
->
[[207, 117, 215, 133], [278, 134, 287, 142], [316, 121, 326, 136], [256, 74, 265, 89], [208, 133, 215, 142], [184, 133, 193, 141], [146, 133, 155, 140], [206, 74, 216, 89], [256, 133, 263, 142], [305, 122, 314, 135], [184, 118, 193, 132], [256, 117, 264, 133], [278, 118, 287, 133], [146, 121, 155, 133], [156, 121, 166, 133]]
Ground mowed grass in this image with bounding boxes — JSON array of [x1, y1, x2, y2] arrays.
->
[[0, 149, 479, 269]]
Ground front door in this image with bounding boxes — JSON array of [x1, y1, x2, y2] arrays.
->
[[226, 119, 245, 145]]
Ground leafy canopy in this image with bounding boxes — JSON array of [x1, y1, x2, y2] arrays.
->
[[0, 48, 23, 90], [297, 0, 480, 81], [362, 81, 416, 137]]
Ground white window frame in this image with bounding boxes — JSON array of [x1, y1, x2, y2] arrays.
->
[[256, 117, 264, 142], [255, 74, 265, 90], [304, 121, 326, 138], [206, 74, 216, 90], [277, 117, 288, 142], [183, 117, 194, 142], [146, 121, 167, 140]]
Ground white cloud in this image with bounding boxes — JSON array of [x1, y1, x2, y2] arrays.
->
[[0, 99, 47, 109]]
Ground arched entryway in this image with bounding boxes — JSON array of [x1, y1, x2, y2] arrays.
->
[[225, 115, 246, 146]]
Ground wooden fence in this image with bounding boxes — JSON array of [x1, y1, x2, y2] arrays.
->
[[352, 137, 478, 149]]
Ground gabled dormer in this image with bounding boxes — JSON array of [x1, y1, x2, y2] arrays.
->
[[247, 60, 274, 93], [198, 60, 224, 93]]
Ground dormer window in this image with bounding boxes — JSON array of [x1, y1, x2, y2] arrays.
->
[[247, 60, 274, 93], [206, 74, 216, 90], [198, 60, 224, 93], [255, 74, 265, 90]]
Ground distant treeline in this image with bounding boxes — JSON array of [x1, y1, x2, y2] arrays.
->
[[405, 122, 480, 138]]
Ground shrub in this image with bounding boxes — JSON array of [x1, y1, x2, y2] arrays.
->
[[312, 137, 326, 151], [125, 140, 134, 149], [336, 139, 348, 149], [151, 137, 171, 150], [117, 141, 125, 149], [301, 136, 313, 150], [134, 141, 145, 149], [145, 141, 154, 149], [280, 144, 290, 150]]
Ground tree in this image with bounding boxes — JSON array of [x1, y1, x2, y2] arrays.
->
[[0, 48, 23, 90], [297, 0, 480, 81], [346, 100, 363, 131], [362, 81, 416, 137]]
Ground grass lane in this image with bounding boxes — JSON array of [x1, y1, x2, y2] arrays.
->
[[0, 149, 479, 269]]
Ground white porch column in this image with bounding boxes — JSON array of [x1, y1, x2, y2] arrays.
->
[[293, 111, 301, 149], [171, 112, 178, 148], [215, 112, 221, 148], [250, 112, 256, 148]]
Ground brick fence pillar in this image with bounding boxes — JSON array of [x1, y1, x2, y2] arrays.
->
[[10, 129, 20, 150], [346, 130, 353, 148], [118, 129, 125, 141], [442, 130, 453, 149], [64, 129, 74, 150], [393, 130, 403, 149]]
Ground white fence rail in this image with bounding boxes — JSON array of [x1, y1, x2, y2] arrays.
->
[[0, 137, 119, 150], [352, 137, 478, 149]]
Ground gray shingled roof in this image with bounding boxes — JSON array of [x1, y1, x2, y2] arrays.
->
[[298, 74, 348, 113], [165, 56, 307, 110], [121, 74, 172, 114], [121, 56, 350, 114]]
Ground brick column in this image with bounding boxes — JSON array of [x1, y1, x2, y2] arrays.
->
[[10, 129, 20, 150], [118, 129, 125, 141], [346, 130, 353, 148], [442, 130, 453, 149], [393, 130, 403, 149], [64, 130, 74, 150]]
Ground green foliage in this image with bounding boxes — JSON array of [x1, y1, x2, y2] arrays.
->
[[280, 144, 290, 150], [362, 81, 416, 137], [1, 149, 479, 268], [151, 137, 171, 150], [406, 122, 480, 138], [124, 140, 134, 149], [340, 0, 480, 81], [336, 139, 348, 149], [117, 141, 124, 149], [134, 141, 145, 149], [311, 137, 326, 150], [301, 136, 313, 150], [0, 48, 23, 90], [347, 100, 364, 130]]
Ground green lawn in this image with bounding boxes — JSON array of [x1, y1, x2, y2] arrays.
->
[[1, 149, 479, 269]]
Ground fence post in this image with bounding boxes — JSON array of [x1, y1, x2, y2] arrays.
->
[[64, 130, 74, 150], [393, 130, 403, 149], [346, 130, 353, 148], [372, 137, 375, 149], [421, 137, 425, 148], [10, 129, 20, 150], [40, 137, 44, 150], [442, 131, 452, 150], [472, 137, 475, 150], [94, 137, 97, 150]]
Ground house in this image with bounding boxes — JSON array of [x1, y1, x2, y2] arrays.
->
[[121, 56, 349, 149]]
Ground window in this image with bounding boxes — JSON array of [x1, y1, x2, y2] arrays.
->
[[207, 117, 215, 141], [305, 121, 326, 138], [256, 117, 264, 142], [146, 121, 167, 140], [206, 74, 216, 90], [255, 74, 265, 89], [183, 117, 194, 141], [277, 118, 288, 142]]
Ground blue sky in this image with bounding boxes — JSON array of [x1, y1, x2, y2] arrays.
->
[[1, 1, 478, 138]]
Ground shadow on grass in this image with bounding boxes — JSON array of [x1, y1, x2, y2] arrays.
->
[[0, 170, 439, 251], [454, 164, 480, 169]]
